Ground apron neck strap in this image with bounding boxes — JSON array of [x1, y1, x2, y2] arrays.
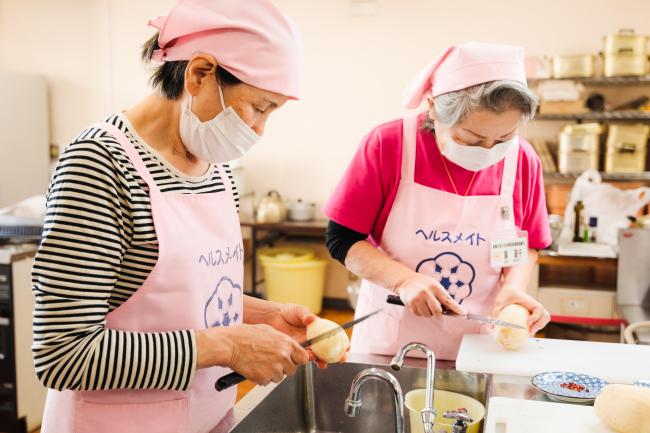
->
[[92, 121, 161, 194], [401, 115, 520, 197], [400, 114, 420, 181], [500, 140, 519, 198]]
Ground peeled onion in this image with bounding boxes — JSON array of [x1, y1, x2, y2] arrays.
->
[[306, 318, 350, 363], [494, 304, 530, 350]]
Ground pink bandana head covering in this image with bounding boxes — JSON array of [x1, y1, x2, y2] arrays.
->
[[148, 0, 303, 99], [402, 42, 527, 109]]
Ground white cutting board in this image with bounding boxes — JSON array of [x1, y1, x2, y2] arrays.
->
[[484, 397, 614, 433], [456, 334, 650, 384]]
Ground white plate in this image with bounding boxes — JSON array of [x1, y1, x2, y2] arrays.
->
[[634, 380, 650, 389], [532, 371, 608, 404]]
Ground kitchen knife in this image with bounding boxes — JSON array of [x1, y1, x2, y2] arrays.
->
[[386, 294, 526, 329], [215, 309, 381, 391]]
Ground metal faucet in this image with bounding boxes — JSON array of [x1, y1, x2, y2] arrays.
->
[[443, 408, 474, 433], [391, 343, 436, 433], [344, 367, 405, 433]]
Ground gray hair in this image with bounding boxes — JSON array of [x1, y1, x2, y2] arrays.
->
[[425, 80, 538, 130]]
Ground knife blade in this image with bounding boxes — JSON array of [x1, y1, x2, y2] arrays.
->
[[299, 309, 381, 348], [215, 309, 381, 391], [386, 295, 526, 329]]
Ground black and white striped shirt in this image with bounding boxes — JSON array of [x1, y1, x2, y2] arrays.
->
[[32, 113, 238, 391]]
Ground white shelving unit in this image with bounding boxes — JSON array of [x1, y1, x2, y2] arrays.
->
[[0, 71, 50, 209]]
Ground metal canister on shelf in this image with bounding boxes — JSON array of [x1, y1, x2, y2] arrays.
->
[[603, 54, 649, 77], [605, 123, 649, 173], [551, 54, 596, 79], [558, 123, 603, 174], [602, 29, 649, 77], [604, 29, 648, 55]]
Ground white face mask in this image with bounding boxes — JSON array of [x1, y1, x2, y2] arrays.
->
[[179, 85, 260, 163], [441, 131, 518, 172]]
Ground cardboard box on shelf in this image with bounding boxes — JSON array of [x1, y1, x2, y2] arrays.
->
[[537, 286, 617, 319], [539, 99, 586, 114], [530, 138, 558, 173]]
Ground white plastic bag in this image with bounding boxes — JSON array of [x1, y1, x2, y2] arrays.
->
[[559, 170, 650, 248]]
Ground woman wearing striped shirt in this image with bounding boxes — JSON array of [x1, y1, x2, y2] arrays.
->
[[34, 2, 324, 432]]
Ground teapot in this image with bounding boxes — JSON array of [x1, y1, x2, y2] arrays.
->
[[256, 190, 287, 224]]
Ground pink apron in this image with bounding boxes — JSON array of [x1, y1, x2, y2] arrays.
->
[[350, 115, 519, 360], [40, 122, 244, 433]]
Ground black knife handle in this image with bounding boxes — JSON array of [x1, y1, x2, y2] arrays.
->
[[386, 295, 405, 306], [215, 372, 246, 391], [387, 294, 457, 315]]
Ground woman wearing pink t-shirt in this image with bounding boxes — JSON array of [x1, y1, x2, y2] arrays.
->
[[324, 42, 552, 360]]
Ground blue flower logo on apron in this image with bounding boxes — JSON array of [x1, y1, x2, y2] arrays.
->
[[416, 252, 475, 304], [204, 276, 242, 328]]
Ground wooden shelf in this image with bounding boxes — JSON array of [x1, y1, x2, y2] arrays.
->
[[529, 76, 650, 86], [239, 218, 327, 234], [544, 172, 650, 184], [534, 111, 650, 122], [538, 251, 617, 268]]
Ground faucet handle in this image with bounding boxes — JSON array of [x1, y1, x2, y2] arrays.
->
[[443, 408, 473, 423], [443, 409, 473, 433]]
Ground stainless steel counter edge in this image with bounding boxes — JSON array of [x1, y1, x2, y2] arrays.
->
[[232, 379, 280, 427], [230, 352, 552, 429]]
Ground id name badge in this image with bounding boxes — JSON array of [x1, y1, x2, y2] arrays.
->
[[490, 231, 528, 267]]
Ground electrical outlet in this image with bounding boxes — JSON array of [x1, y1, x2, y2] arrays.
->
[[568, 299, 586, 310]]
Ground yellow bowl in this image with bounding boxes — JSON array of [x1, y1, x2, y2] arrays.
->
[[405, 389, 485, 433]]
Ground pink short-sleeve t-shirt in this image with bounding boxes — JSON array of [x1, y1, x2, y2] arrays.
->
[[323, 112, 552, 249]]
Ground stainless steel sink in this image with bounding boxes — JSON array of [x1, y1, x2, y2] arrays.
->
[[230, 356, 489, 433]]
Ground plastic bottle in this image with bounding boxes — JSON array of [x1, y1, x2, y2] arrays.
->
[[589, 216, 598, 243], [573, 200, 584, 242]]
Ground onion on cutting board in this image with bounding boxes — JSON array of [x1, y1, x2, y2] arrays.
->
[[306, 318, 350, 363], [493, 304, 530, 350], [594, 384, 650, 433]]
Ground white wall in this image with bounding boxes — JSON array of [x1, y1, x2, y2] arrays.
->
[[2, 0, 650, 208], [0, 0, 109, 146]]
